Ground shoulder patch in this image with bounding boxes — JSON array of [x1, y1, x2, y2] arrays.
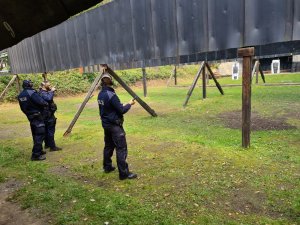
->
[[98, 99, 104, 106], [106, 90, 116, 100], [26, 89, 35, 96], [19, 97, 27, 102]]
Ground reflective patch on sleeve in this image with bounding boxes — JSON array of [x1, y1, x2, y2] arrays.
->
[[107, 91, 116, 100], [98, 100, 104, 105], [26, 90, 35, 96], [19, 97, 27, 102]]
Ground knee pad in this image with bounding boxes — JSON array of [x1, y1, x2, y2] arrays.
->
[[31, 122, 45, 135]]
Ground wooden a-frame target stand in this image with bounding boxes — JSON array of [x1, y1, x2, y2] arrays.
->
[[0, 73, 49, 101], [0, 74, 21, 101], [183, 62, 224, 107], [63, 65, 157, 137]]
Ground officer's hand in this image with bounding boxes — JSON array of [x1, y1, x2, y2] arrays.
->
[[129, 99, 136, 105], [101, 64, 108, 73], [51, 87, 56, 92]]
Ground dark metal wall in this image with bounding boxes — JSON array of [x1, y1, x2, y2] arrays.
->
[[0, 0, 101, 51], [8, 0, 300, 74]]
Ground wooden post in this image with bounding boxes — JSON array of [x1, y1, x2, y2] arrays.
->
[[238, 47, 254, 148], [202, 65, 206, 99], [183, 62, 205, 107], [0, 75, 17, 101], [166, 65, 177, 87], [42, 73, 47, 82], [105, 65, 157, 117], [63, 73, 102, 136], [205, 62, 224, 95], [15, 75, 21, 93], [174, 65, 177, 85], [142, 67, 147, 97]]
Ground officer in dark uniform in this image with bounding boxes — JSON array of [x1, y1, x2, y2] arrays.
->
[[98, 72, 137, 180], [18, 80, 48, 161], [39, 81, 62, 151]]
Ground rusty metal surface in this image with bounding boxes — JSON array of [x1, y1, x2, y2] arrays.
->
[[7, 0, 300, 74]]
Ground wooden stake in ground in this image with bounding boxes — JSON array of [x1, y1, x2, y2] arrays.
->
[[166, 65, 177, 87], [105, 65, 157, 117], [238, 47, 254, 148], [42, 73, 47, 82], [63, 73, 102, 136], [174, 65, 177, 85], [202, 64, 206, 99], [142, 67, 147, 97], [0, 75, 18, 101], [183, 61, 205, 107]]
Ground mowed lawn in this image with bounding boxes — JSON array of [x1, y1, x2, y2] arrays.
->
[[0, 74, 299, 225]]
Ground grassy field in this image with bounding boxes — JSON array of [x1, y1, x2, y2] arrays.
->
[[0, 74, 299, 225]]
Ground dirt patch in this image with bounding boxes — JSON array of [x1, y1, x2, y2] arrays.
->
[[284, 109, 300, 120], [229, 187, 267, 215], [0, 124, 31, 140], [218, 111, 297, 131], [49, 165, 107, 187], [0, 180, 46, 225], [223, 186, 286, 219]]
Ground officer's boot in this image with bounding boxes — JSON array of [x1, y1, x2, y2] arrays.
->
[[50, 146, 62, 151], [31, 154, 46, 161]]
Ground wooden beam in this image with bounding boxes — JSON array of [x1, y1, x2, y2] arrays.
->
[[251, 60, 259, 82], [15, 75, 21, 93], [142, 67, 147, 97], [202, 64, 206, 99], [63, 73, 102, 136], [42, 73, 47, 82], [105, 65, 157, 117], [174, 65, 177, 85], [238, 47, 254, 148], [205, 62, 224, 95], [166, 65, 177, 87], [259, 64, 266, 83], [255, 61, 259, 84], [183, 62, 205, 107], [0, 75, 18, 101]]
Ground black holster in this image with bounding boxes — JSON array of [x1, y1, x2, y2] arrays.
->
[[115, 118, 124, 126]]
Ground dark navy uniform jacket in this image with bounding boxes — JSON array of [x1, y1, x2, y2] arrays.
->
[[39, 89, 54, 103], [18, 88, 48, 119], [98, 86, 131, 128]]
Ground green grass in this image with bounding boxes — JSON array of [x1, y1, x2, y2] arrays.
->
[[0, 73, 299, 224]]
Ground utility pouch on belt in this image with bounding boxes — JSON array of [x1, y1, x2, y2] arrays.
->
[[28, 112, 42, 120], [31, 121, 45, 135]]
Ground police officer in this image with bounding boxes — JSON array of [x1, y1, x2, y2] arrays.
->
[[18, 80, 48, 161], [39, 81, 62, 152], [98, 72, 137, 180]]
